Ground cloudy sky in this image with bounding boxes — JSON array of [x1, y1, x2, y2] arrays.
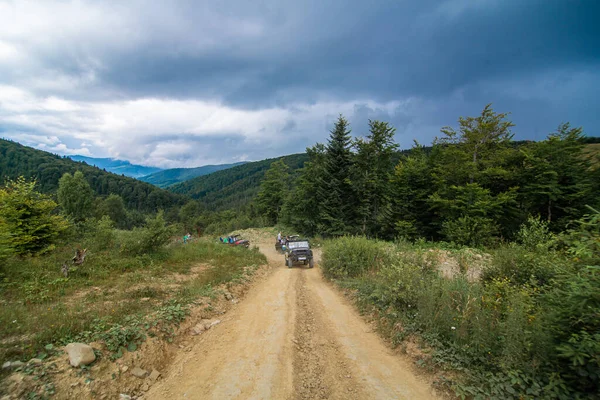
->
[[0, 0, 598, 168]]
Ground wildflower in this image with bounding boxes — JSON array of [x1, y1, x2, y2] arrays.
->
[[451, 326, 456, 330]]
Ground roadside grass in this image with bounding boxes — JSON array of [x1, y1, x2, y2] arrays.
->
[[0, 235, 266, 364], [321, 235, 595, 399]]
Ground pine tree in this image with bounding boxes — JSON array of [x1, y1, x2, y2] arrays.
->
[[255, 159, 289, 225], [319, 115, 354, 236], [382, 142, 436, 240], [0, 177, 70, 255], [519, 123, 594, 229], [283, 144, 326, 235], [352, 120, 399, 236], [57, 171, 95, 223]]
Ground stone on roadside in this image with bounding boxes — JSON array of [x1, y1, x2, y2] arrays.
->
[[28, 358, 43, 365], [190, 323, 206, 336], [224, 292, 233, 300], [65, 343, 96, 367], [131, 366, 148, 378], [148, 369, 161, 382], [210, 319, 221, 327], [119, 395, 132, 400], [2, 362, 11, 370]]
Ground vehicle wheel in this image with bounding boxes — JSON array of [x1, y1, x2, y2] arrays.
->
[[309, 259, 314, 268], [287, 257, 293, 268]]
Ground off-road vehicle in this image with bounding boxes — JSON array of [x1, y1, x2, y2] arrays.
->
[[284, 238, 314, 268]]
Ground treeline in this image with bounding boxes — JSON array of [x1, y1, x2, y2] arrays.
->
[[258, 105, 600, 245], [169, 153, 308, 211], [0, 139, 187, 214]]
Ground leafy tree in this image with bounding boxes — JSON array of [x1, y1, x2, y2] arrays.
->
[[430, 105, 521, 243], [255, 159, 290, 225], [0, 177, 69, 255], [179, 200, 205, 234], [319, 115, 355, 236], [352, 120, 399, 236], [57, 171, 95, 222], [97, 194, 128, 228], [0, 218, 13, 263], [435, 103, 515, 186]]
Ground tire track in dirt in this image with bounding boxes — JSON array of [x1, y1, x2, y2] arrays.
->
[[292, 270, 364, 399]]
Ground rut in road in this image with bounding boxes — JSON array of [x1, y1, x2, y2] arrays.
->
[[145, 240, 436, 399]]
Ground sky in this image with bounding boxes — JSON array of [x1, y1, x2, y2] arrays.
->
[[0, 0, 598, 168]]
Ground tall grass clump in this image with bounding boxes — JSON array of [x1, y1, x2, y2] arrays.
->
[[321, 236, 393, 279], [322, 213, 600, 398]]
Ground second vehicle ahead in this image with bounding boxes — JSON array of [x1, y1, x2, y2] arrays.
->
[[284, 238, 314, 268]]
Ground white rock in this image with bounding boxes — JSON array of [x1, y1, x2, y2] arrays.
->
[[2, 362, 11, 369], [65, 343, 96, 367], [119, 395, 132, 400]]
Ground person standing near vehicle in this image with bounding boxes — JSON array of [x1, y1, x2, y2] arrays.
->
[[277, 232, 282, 243]]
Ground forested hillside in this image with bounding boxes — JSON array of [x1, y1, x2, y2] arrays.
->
[[0, 139, 187, 213], [69, 155, 162, 178], [169, 153, 308, 211], [139, 162, 247, 188]]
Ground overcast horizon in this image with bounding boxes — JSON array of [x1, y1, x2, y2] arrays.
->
[[0, 0, 598, 168]]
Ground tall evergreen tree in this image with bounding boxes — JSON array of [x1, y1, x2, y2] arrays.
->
[[283, 144, 327, 236], [382, 142, 436, 240], [319, 115, 354, 236], [57, 171, 95, 223], [519, 123, 594, 229], [352, 120, 398, 236], [255, 159, 289, 225]]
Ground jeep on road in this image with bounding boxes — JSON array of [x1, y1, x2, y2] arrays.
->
[[284, 238, 314, 268]]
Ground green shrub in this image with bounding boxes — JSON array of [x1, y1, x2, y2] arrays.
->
[[321, 236, 393, 279], [0, 177, 70, 255], [442, 215, 498, 247], [483, 244, 566, 288], [517, 216, 556, 251], [542, 267, 600, 394], [120, 211, 175, 256]]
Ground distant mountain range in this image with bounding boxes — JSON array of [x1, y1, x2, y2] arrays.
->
[[69, 155, 163, 178], [139, 162, 248, 188]]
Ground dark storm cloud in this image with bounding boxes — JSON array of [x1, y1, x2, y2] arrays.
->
[[0, 0, 598, 166], [79, 0, 600, 106]]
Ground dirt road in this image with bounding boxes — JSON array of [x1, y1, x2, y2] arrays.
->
[[146, 241, 436, 399]]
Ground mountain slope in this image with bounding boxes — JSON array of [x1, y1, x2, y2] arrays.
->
[[0, 139, 187, 212], [69, 155, 162, 178], [169, 153, 309, 211], [140, 162, 247, 188]]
